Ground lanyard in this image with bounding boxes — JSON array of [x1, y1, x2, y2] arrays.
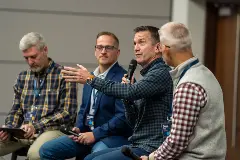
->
[[33, 61, 55, 100], [33, 77, 45, 99], [30, 62, 55, 122], [86, 89, 98, 130], [31, 74, 48, 122], [177, 59, 199, 85], [89, 89, 98, 116]]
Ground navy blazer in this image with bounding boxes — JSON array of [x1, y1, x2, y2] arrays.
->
[[76, 62, 132, 147]]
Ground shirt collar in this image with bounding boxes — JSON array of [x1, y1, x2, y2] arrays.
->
[[93, 61, 117, 79], [169, 57, 199, 80], [140, 58, 164, 76]]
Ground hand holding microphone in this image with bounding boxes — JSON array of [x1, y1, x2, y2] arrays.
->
[[127, 59, 137, 81], [122, 59, 137, 84], [122, 75, 131, 84]]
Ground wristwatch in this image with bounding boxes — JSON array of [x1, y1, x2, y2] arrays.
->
[[86, 73, 95, 85]]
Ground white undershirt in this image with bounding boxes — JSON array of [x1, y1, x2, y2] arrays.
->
[[88, 62, 117, 115]]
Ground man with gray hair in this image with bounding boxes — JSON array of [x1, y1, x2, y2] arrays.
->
[[141, 22, 226, 160], [0, 32, 78, 160]]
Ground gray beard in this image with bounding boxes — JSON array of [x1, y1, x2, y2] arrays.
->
[[30, 66, 43, 73]]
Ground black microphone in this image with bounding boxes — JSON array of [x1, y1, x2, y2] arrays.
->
[[121, 146, 141, 160], [127, 59, 137, 81]]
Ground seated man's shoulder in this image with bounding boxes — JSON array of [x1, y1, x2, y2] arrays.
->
[[118, 66, 127, 74], [114, 69, 126, 80], [16, 70, 31, 81], [51, 62, 63, 73]]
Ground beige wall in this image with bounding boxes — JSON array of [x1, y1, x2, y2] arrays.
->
[[171, 0, 206, 63], [0, 0, 171, 116], [1, 1, 213, 159]]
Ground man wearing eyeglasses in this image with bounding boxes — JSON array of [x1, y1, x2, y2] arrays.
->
[[39, 32, 132, 160], [60, 26, 173, 160]]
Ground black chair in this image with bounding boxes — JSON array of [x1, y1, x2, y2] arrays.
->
[[11, 146, 29, 160]]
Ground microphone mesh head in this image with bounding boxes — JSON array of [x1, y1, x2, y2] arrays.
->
[[129, 59, 137, 69], [121, 146, 131, 157], [130, 59, 137, 66]]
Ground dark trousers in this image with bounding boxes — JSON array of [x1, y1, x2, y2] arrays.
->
[[84, 146, 150, 160]]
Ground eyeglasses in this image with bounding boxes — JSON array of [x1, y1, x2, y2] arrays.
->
[[95, 45, 118, 52], [161, 44, 171, 49], [165, 45, 171, 48]]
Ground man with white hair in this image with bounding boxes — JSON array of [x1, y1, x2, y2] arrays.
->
[[0, 32, 78, 160], [141, 22, 226, 160]]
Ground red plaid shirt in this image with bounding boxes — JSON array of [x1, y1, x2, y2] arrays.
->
[[154, 82, 207, 159]]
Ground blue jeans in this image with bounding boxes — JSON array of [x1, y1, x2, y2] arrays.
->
[[39, 136, 109, 160], [91, 141, 108, 153], [84, 146, 150, 160]]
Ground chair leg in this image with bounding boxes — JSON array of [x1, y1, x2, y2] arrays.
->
[[11, 152, 18, 160]]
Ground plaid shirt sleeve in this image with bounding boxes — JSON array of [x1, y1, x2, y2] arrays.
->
[[33, 80, 78, 130], [154, 82, 207, 160], [5, 77, 24, 128], [91, 68, 172, 100]]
